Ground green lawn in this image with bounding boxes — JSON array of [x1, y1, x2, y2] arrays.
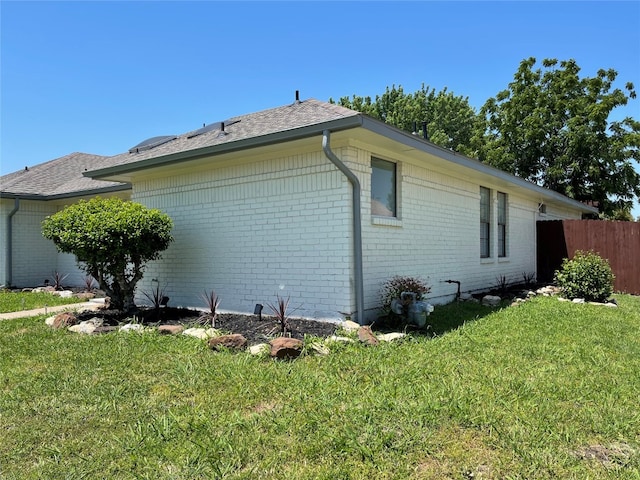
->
[[1, 295, 639, 479], [0, 290, 85, 313]]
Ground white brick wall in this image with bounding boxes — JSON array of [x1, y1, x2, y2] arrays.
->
[[133, 149, 353, 320], [0, 192, 130, 288], [126, 141, 586, 323], [0, 199, 60, 287], [355, 146, 542, 321]]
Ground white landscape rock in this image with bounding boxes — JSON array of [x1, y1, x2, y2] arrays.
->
[[326, 335, 354, 344], [249, 343, 270, 355], [482, 295, 502, 307], [182, 327, 219, 340], [341, 320, 360, 333], [120, 323, 145, 332], [44, 316, 57, 326], [377, 332, 406, 342], [68, 318, 103, 334]]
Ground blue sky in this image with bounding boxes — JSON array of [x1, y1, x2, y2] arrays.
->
[[2, 1, 639, 216]]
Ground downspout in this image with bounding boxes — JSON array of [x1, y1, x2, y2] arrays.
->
[[322, 130, 365, 324], [6, 197, 20, 287]]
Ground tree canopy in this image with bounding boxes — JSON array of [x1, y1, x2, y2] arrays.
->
[[331, 84, 481, 156], [477, 58, 640, 217], [332, 59, 640, 218], [42, 197, 174, 311]]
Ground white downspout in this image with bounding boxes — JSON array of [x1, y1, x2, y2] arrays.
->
[[322, 130, 365, 324], [6, 197, 20, 286]]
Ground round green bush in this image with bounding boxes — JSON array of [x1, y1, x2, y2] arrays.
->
[[554, 250, 614, 302]]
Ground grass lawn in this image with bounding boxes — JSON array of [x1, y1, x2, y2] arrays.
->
[[0, 290, 86, 313], [1, 295, 638, 479]]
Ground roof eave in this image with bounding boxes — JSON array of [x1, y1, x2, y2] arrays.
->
[[359, 117, 599, 215], [0, 183, 131, 201], [85, 115, 364, 181]]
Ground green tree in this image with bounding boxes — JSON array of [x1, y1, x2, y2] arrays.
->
[[331, 84, 481, 155], [478, 57, 640, 216], [42, 197, 173, 311]]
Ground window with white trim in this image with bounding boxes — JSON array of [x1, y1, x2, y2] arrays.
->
[[371, 157, 397, 217], [497, 191, 507, 257], [480, 186, 491, 258]]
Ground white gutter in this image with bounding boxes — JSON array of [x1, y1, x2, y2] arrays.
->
[[322, 130, 365, 324], [6, 197, 20, 286]]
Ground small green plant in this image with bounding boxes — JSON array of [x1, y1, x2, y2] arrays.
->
[[379, 275, 430, 315], [199, 289, 221, 328], [266, 294, 294, 335], [51, 271, 69, 291], [554, 250, 614, 302]]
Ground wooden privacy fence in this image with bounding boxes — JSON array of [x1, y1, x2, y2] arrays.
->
[[537, 220, 640, 295]]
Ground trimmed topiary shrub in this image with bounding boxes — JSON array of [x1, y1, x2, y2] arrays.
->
[[554, 250, 614, 302]]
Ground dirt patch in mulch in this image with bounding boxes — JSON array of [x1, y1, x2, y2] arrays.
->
[[75, 307, 338, 346]]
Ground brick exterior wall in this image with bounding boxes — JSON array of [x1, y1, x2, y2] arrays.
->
[[133, 149, 354, 320], [2, 140, 586, 321]]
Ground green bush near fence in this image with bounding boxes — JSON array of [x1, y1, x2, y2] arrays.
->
[[554, 250, 615, 302]]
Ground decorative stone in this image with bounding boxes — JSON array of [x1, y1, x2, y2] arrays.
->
[[341, 320, 360, 333], [459, 293, 473, 301], [357, 326, 379, 346], [308, 342, 330, 355], [75, 292, 95, 300], [56, 290, 74, 298], [269, 337, 304, 359], [120, 323, 144, 332], [158, 325, 184, 335], [208, 334, 247, 351], [52, 312, 77, 329], [377, 332, 406, 342], [572, 298, 585, 304], [249, 343, 270, 355], [68, 324, 94, 334], [482, 295, 501, 307], [44, 315, 56, 326], [326, 335, 354, 343], [182, 328, 218, 340]]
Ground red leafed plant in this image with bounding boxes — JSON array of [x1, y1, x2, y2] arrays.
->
[[199, 289, 221, 328], [266, 294, 293, 335]]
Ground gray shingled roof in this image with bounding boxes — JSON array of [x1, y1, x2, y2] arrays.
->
[[101, 99, 359, 170], [0, 152, 128, 198], [0, 98, 598, 214]]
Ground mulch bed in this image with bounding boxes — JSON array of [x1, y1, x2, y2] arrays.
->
[[75, 307, 338, 345]]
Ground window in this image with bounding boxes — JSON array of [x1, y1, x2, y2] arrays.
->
[[371, 157, 396, 217], [497, 192, 507, 257], [480, 186, 491, 258]]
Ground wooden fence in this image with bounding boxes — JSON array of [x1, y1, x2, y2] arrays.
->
[[537, 220, 640, 295]]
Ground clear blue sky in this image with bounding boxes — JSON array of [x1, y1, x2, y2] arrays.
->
[[2, 1, 639, 216]]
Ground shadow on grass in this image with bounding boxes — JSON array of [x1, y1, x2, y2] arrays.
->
[[373, 300, 506, 338]]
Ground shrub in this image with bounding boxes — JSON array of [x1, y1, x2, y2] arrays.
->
[[380, 275, 430, 314], [554, 250, 614, 302], [42, 197, 173, 311]]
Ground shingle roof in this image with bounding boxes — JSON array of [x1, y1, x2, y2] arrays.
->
[[1, 99, 358, 198], [0, 152, 128, 198], [102, 99, 359, 170]]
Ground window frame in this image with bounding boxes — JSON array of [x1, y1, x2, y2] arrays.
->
[[497, 191, 507, 258], [480, 186, 491, 258], [371, 157, 398, 218]]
